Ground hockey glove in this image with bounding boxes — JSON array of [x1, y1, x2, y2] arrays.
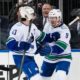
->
[[37, 32, 60, 44], [37, 44, 52, 56], [43, 32, 60, 42], [6, 39, 32, 51], [37, 43, 65, 56]]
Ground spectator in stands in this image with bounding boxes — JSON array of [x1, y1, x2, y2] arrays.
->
[[36, 2, 43, 17], [69, 9, 80, 49], [33, 3, 53, 31]]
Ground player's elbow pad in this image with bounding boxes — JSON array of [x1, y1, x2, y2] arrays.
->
[[51, 45, 64, 54], [43, 32, 60, 43], [6, 39, 31, 51]]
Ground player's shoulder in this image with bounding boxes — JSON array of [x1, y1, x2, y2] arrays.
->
[[11, 22, 21, 29], [61, 23, 69, 29], [9, 22, 23, 34], [31, 23, 38, 29], [31, 23, 37, 27], [58, 23, 70, 35], [60, 23, 70, 31]]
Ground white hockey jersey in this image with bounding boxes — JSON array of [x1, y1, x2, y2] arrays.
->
[[8, 22, 41, 56], [43, 22, 72, 63]]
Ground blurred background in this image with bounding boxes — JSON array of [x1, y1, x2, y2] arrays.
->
[[0, 0, 80, 49]]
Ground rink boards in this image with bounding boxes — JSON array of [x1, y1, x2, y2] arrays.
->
[[0, 50, 80, 80]]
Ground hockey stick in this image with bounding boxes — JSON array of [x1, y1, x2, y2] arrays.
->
[[68, 16, 79, 26], [18, 50, 27, 80], [18, 20, 32, 80]]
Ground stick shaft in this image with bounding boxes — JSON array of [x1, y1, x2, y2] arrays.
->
[[18, 51, 26, 80], [68, 16, 79, 26]]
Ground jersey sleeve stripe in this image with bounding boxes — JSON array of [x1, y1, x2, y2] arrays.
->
[[6, 37, 15, 45], [45, 54, 72, 60], [36, 32, 46, 42], [56, 40, 68, 50]]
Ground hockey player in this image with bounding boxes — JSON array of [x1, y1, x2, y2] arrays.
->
[[6, 6, 60, 80], [36, 9, 72, 80]]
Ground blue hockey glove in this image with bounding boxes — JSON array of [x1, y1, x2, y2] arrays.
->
[[43, 32, 60, 43], [6, 39, 32, 51], [37, 44, 52, 56], [37, 32, 60, 45], [19, 41, 33, 50], [51, 32, 60, 41], [37, 43, 65, 56]]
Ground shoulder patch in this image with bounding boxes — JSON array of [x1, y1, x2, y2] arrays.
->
[[12, 29, 17, 35]]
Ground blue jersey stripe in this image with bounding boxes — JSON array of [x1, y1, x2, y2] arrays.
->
[[0, 49, 80, 53]]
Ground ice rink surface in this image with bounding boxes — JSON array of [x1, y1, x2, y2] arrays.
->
[[0, 50, 80, 80]]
